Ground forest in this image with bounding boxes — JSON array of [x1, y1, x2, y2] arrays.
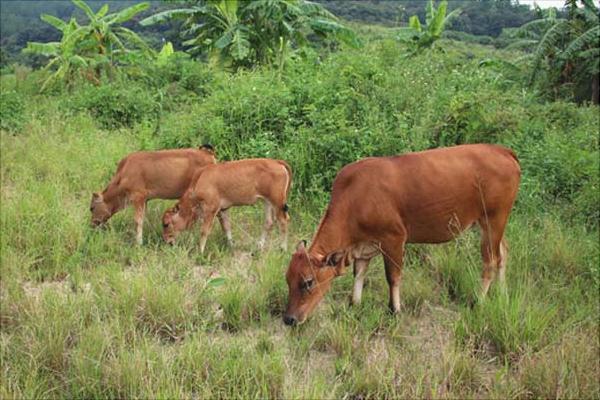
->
[[0, 0, 599, 398]]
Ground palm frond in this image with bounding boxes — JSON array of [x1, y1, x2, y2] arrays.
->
[[96, 4, 109, 18], [562, 25, 600, 61], [529, 20, 570, 85], [105, 2, 149, 25], [139, 8, 199, 26], [41, 14, 67, 31], [24, 42, 61, 57], [72, 0, 96, 21]]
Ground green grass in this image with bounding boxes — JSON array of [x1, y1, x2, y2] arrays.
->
[[1, 106, 598, 399]]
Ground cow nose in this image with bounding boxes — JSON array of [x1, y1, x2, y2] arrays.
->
[[283, 315, 297, 326]]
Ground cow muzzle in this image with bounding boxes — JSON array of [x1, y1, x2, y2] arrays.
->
[[91, 219, 106, 228], [283, 314, 298, 326]]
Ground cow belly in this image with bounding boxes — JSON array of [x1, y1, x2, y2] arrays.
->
[[405, 210, 479, 244]]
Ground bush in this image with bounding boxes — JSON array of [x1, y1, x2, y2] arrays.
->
[[65, 83, 158, 129], [0, 90, 25, 132]]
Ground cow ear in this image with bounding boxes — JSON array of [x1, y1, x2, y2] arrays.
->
[[322, 250, 349, 276], [200, 144, 215, 154], [173, 204, 180, 212], [323, 250, 343, 267], [296, 240, 307, 252], [92, 192, 103, 203]]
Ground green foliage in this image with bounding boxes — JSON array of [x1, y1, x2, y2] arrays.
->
[[24, 0, 152, 92], [64, 82, 157, 129], [502, 0, 600, 103], [397, 0, 462, 50], [140, 0, 359, 70], [0, 91, 26, 132]]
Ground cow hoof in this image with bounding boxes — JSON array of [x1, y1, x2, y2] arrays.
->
[[388, 304, 401, 315]]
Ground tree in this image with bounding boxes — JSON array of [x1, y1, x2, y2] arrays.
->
[[504, 0, 599, 103], [398, 0, 461, 51], [24, 0, 151, 92], [140, 0, 359, 71]]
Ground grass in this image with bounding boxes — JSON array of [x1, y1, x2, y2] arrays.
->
[[1, 103, 598, 399]]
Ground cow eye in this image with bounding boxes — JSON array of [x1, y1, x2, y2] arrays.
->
[[301, 278, 314, 292], [163, 222, 169, 228]]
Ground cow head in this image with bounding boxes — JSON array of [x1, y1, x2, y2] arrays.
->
[[162, 203, 195, 245], [90, 192, 111, 227], [283, 241, 348, 326], [162, 204, 184, 245]]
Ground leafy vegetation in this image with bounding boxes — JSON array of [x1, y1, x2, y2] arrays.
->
[[0, 91, 25, 132], [140, 0, 358, 70], [398, 0, 462, 50], [23, 0, 151, 92], [502, 0, 599, 103], [1, 0, 599, 398]]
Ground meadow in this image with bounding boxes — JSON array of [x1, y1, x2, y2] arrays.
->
[[1, 28, 599, 399]]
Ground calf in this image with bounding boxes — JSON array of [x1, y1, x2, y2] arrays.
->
[[90, 145, 231, 245], [162, 158, 292, 252], [284, 144, 520, 326]]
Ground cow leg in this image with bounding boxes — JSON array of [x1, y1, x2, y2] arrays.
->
[[274, 206, 289, 251], [382, 241, 406, 314], [258, 201, 274, 250], [132, 197, 146, 245], [497, 238, 508, 290], [199, 207, 218, 254], [479, 214, 509, 298], [352, 258, 371, 305], [217, 210, 234, 249]]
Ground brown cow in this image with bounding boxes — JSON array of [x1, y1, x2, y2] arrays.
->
[[162, 158, 292, 252], [90, 145, 231, 245], [283, 144, 520, 326]]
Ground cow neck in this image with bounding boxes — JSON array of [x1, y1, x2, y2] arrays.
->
[[179, 194, 198, 223], [102, 184, 126, 215], [308, 209, 351, 259]]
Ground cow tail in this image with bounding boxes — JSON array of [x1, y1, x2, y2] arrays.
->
[[279, 160, 292, 216]]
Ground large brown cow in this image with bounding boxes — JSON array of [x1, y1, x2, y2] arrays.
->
[[162, 158, 292, 252], [90, 145, 231, 245], [283, 144, 520, 326]]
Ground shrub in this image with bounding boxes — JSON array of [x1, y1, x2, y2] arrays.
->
[[0, 90, 25, 132], [65, 83, 157, 129]]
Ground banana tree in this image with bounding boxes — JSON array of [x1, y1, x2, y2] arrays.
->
[[140, 0, 359, 71], [398, 0, 461, 51], [25, 0, 151, 91], [24, 16, 91, 92], [501, 0, 599, 103]]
